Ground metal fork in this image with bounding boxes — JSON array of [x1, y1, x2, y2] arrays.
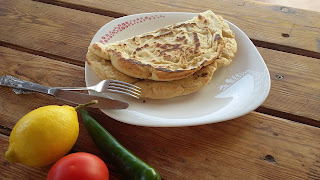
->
[[56, 79, 141, 99]]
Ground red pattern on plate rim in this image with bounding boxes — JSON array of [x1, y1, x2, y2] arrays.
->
[[99, 15, 165, 44]]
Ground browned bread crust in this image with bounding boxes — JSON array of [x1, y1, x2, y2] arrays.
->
[[86, 11, 237, 99], [89, 10, 226, 81]]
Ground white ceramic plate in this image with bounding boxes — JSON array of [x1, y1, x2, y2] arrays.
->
[[85, 12, 271, 127]]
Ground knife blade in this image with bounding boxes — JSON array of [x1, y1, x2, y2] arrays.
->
[[52, 89, 128, 109], [0, 75, 129, 109]]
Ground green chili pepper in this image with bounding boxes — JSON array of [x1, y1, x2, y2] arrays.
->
[[79, 109, 161, 180]]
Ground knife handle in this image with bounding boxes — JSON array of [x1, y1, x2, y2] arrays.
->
[[0, 75, 50, 94]]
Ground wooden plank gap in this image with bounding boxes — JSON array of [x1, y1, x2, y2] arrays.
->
[[0, 41, 85, 67], [0, 125, 11, 136], [23, 0, 320, 60], [255, 106, 320, 128], [252, 39, 320, 59], [32, 0, 126, 18]]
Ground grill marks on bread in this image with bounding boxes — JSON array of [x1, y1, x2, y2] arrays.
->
[[127, 25, 209, 72], [89, 10, 226, 81], [86, 11, 237, 99]]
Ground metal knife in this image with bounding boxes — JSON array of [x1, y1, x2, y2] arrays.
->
[[0, 75, 129, 109]]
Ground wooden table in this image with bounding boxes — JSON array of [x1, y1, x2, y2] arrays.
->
[[1, 0, 320, 179]]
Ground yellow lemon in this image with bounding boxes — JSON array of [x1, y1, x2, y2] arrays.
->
[[5, 105, 79, 167]]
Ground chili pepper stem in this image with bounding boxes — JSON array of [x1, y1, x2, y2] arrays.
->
[[79, 109, 161, 180], [74, 100, 98, 111]]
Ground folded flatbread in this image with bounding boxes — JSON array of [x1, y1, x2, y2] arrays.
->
[[89, 10, 226, 81], [86, 13, 237, 99]]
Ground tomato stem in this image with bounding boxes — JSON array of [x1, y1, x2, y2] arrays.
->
[[74, 100, 98, 111]]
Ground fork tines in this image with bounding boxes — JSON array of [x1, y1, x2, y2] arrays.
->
[[108, 80, 141, 99]]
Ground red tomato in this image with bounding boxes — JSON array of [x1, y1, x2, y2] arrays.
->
[[47, 152, 109, 180]]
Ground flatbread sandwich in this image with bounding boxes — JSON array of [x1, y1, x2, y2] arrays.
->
[[86, 10, 237, 99]]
